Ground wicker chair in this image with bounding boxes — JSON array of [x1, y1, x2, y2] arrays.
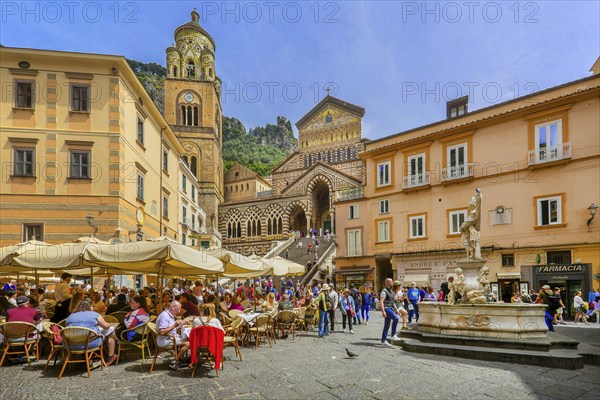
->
[[223, 317, 243, 363], [219, 312, 232, 328], [228, 309, 242, 319], [58, 326, 104, 379], [278, 310, 297, 339], [42, 322, 64, 372], [294, 307, 307, 332], [267, 311, 278, 343], [304, 307, 316, 331], [248, 314, 271, 349], [108, 311, 128, 324], [116, 321, 152, 364], [102, 315, 119, 324], [148, 322, 180, 373], [0, 322, 40, 367]]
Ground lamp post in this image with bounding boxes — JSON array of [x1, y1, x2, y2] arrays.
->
[[86, 213, 99, 237], [587, 203, 598, 232], [136, 222, 143, 241]]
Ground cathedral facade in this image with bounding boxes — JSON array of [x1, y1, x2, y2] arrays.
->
[[220, 96, 367, 255]]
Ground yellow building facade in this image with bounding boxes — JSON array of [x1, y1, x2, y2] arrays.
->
[[0, 47, 184, 245], [335, 73, 600, 315]]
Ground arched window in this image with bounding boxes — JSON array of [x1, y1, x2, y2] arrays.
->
[[337, 149, 341, 162], [208, 68, 213, 78], [227, 212, 242, 238], [182, 155, 188, 166], [327, 151, 331, 163], [347, 148, 351, 159], [173, 65, 178, 77], [245, 208, 262, 237], [193, 106, 199, 126], [187, 61, 195, 78], [190, 156, 198, 178], [266, 206, 283, 235]]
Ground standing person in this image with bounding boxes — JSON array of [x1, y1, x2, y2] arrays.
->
[[285, 249, 289, 260], [573, 291, 590, 324], [350, 285, 362, 325], [554, 288, 567, 325], [407, 282, 421, 323], [340, 289, 355, 334], [537, 285, 559, 331], [328, 284, 339, 332], [393, 282, 409, 330], [52, 272, 73, 323], [379, 279, 399, 347], [360, 286, 372, 325], [529, 289, 539, 303], [314, 284, 330, 337], [440, 281, 450, 302], [192, 281, 204, 305]]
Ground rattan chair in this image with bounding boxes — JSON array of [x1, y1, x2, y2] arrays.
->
[[0, 322, 40, 367], [42, 321, 64, 372], [58, 326, 104, 379], [223, 317, 243, 363], [294, 307, 307, 332], [267, 311, 278, 343], [248, 314, 271, 349], [278, 310, 297, 339], [102, 315, 119, 324], [148, 322, 180, 374], [219, 312, 232, 328], [117, 321, 152, 364], [108, 311, 128, 324], [228, 309, 242, 318], [304, 307, 316, 331]]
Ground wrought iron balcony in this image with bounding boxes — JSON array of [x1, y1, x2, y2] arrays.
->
[[528, 143, 571, 165], [402, 172, 430, 189]]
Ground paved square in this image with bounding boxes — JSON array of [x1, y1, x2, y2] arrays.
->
[[1, 312, 598, 399]]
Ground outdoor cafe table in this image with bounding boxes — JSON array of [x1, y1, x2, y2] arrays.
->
[[235, 312, 262, 327]]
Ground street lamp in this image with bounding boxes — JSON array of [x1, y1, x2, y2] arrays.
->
[[587, 203, 598, 232], [136, 222, 143, 241], [86, 213, 99, 236]]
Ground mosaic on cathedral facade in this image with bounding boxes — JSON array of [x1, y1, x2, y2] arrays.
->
[[220, 96, 367, 255]]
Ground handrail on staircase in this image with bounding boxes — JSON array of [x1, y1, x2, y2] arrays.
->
[[300, 240, 336, 286]]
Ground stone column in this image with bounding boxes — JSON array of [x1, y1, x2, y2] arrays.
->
[[330, 208, 335, 235]]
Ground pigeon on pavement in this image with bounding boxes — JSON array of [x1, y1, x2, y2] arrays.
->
[[346, 348, 358, 358]]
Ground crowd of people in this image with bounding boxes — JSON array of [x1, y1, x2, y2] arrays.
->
[[2, 274, 600, 369]]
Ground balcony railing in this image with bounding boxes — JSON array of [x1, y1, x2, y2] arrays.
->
[[528, 143, 571, 165], [442, 163, 474, 181], [196, 227, 222, 240], [336, 187, 364, 202], [402, 172, 430, 189]]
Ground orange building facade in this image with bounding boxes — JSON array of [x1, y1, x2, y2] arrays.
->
[[334, 73, 600, 315]]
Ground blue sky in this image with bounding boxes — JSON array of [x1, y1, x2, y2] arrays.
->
[[1, 1, 598, 140]]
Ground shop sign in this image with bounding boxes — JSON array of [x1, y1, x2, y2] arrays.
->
[[536, 264, 586, 274]]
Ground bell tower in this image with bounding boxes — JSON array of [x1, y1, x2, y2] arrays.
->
[[164, 10, 223, 236]]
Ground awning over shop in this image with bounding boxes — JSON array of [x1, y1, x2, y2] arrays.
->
[[497, 272, 522, 280], [400, 274, 430, 286]]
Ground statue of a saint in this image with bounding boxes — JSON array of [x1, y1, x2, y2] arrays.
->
[[460, 189, 482, 259]]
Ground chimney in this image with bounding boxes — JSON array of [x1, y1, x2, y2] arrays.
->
[[446, 95, 468, 119], [590, 56, 600, 75]]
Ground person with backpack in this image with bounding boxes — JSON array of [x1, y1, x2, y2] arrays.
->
[[350, 285, 362, 325], [314, 284, 331, 337], [339, 288, 355, 334], [537, 285, 559, 331]]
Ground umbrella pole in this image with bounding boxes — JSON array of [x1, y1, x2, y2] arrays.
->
[[90, 266, 94, 295], [35, 270, 39, 294]]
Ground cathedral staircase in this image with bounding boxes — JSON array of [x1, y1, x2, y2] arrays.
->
[[272, 236, 336, 286]]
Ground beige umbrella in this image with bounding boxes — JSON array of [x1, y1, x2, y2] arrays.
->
[[0, 240, 51, 266], [84, 239, 224, 276], [261, 256, 306, 277], [207, 248, 266, 276]]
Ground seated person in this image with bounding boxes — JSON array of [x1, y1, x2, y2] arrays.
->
[[156, 301, 190, 370], [261, 292, 278, 312], [66, 300, 119, 366], [6, 296, 42, 325], [278, 293, 294, 311], [192, 304, 224, 331], [106, 294, 131, 315], [179, 293, 200, 318], [228, 293, 244, 312], [91, 292, 107, 314], [121, 296, 150, 341], [240, 292, 251, 310]]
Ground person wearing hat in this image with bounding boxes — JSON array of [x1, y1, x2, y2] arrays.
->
[[536, 284, 557, 332], [339, 288, 355, 334], [6, 295, 42, 325], [393, 281, 410, 330], [313, 283, 331, 337]]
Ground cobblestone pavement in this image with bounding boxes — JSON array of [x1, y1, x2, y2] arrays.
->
[[1, 312, 598, 400]]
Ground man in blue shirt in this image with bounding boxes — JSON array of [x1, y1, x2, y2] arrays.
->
[[2, 280, 16, 291], [407, 282, 421, 323]]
